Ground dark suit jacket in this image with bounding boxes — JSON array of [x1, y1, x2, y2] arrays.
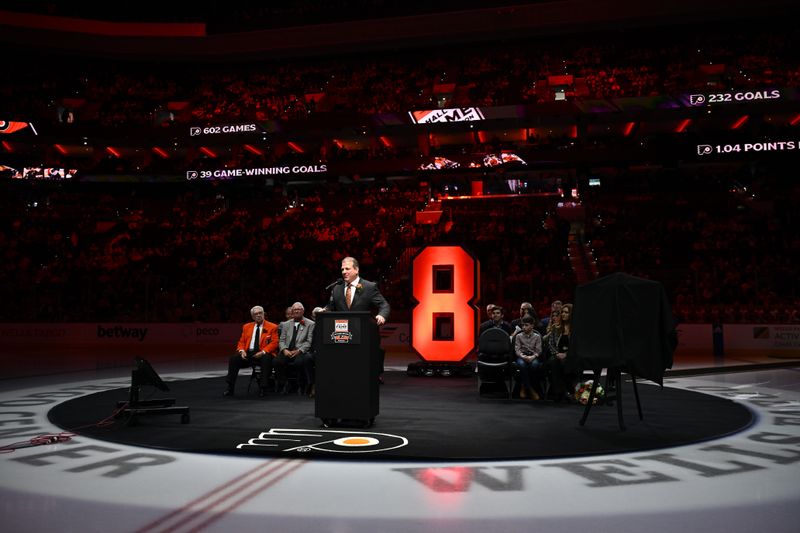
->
[[326, 279, 390, 320]]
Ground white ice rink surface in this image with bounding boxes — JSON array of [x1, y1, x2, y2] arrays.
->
[[1, 365, 799, 533]]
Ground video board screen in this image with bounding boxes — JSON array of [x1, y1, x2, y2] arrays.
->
[[2, 166, 78, 180]]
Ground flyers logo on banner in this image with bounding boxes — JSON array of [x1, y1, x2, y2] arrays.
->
[[0, 121, 31, 134]]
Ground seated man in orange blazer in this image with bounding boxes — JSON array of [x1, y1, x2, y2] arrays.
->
[[224, 305, 279, 397]]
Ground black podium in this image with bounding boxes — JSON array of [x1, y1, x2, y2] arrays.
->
[[315, 311, 379, 427]]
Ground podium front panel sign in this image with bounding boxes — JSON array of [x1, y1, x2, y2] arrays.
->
[[322, 316, 363, 345], [315, 311, 379, 421]]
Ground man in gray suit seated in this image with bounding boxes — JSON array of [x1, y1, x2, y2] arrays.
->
[[274, 301, 315, 394]]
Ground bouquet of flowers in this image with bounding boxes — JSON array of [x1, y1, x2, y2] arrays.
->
[[574, 380, 605, 405]]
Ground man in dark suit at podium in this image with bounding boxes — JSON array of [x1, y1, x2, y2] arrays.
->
[[323, 257, 390, 378], [325, 257, 390, 323]]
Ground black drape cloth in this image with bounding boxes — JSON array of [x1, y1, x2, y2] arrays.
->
[[568, 272, 676, 385]]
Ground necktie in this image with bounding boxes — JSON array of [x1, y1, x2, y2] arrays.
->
[[252, 325, 260, 352], [345, 284, 353, 308], [289, 322, 299, 350]]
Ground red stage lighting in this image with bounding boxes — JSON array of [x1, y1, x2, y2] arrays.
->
[[199, 146, 217, 158], [243, 144, 263, 156], [730, 115, 749, 130], [623, 122, 636, 137], [152, 147, 169, 159]]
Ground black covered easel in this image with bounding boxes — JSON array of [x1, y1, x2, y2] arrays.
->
[[569, 273, 676, 430], [116, 357, 190, 425], [578, 367, 642, 430]]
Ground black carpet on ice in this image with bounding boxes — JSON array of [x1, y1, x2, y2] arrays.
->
[[48, 372, 753, 461]]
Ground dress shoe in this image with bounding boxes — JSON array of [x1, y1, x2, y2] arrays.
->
[[223, 388, 234, 397], [529, 388, 541, 401], [519, 387, 528, 399]]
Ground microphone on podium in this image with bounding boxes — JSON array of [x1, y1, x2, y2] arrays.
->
[[325, 279, 344, 291]]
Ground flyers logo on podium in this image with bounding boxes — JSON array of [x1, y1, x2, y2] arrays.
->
[[332, 319, 353, 343]]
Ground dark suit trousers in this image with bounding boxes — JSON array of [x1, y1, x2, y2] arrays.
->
[[226, 351, 273, 391], [273, 353, 309, 386], [544, 356, 576, 396]]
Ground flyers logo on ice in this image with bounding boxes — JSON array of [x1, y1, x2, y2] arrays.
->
[[237, 428, 409, 454]]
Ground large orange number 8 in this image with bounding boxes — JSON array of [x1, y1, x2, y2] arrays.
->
[[411, 246, 479, 362]]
